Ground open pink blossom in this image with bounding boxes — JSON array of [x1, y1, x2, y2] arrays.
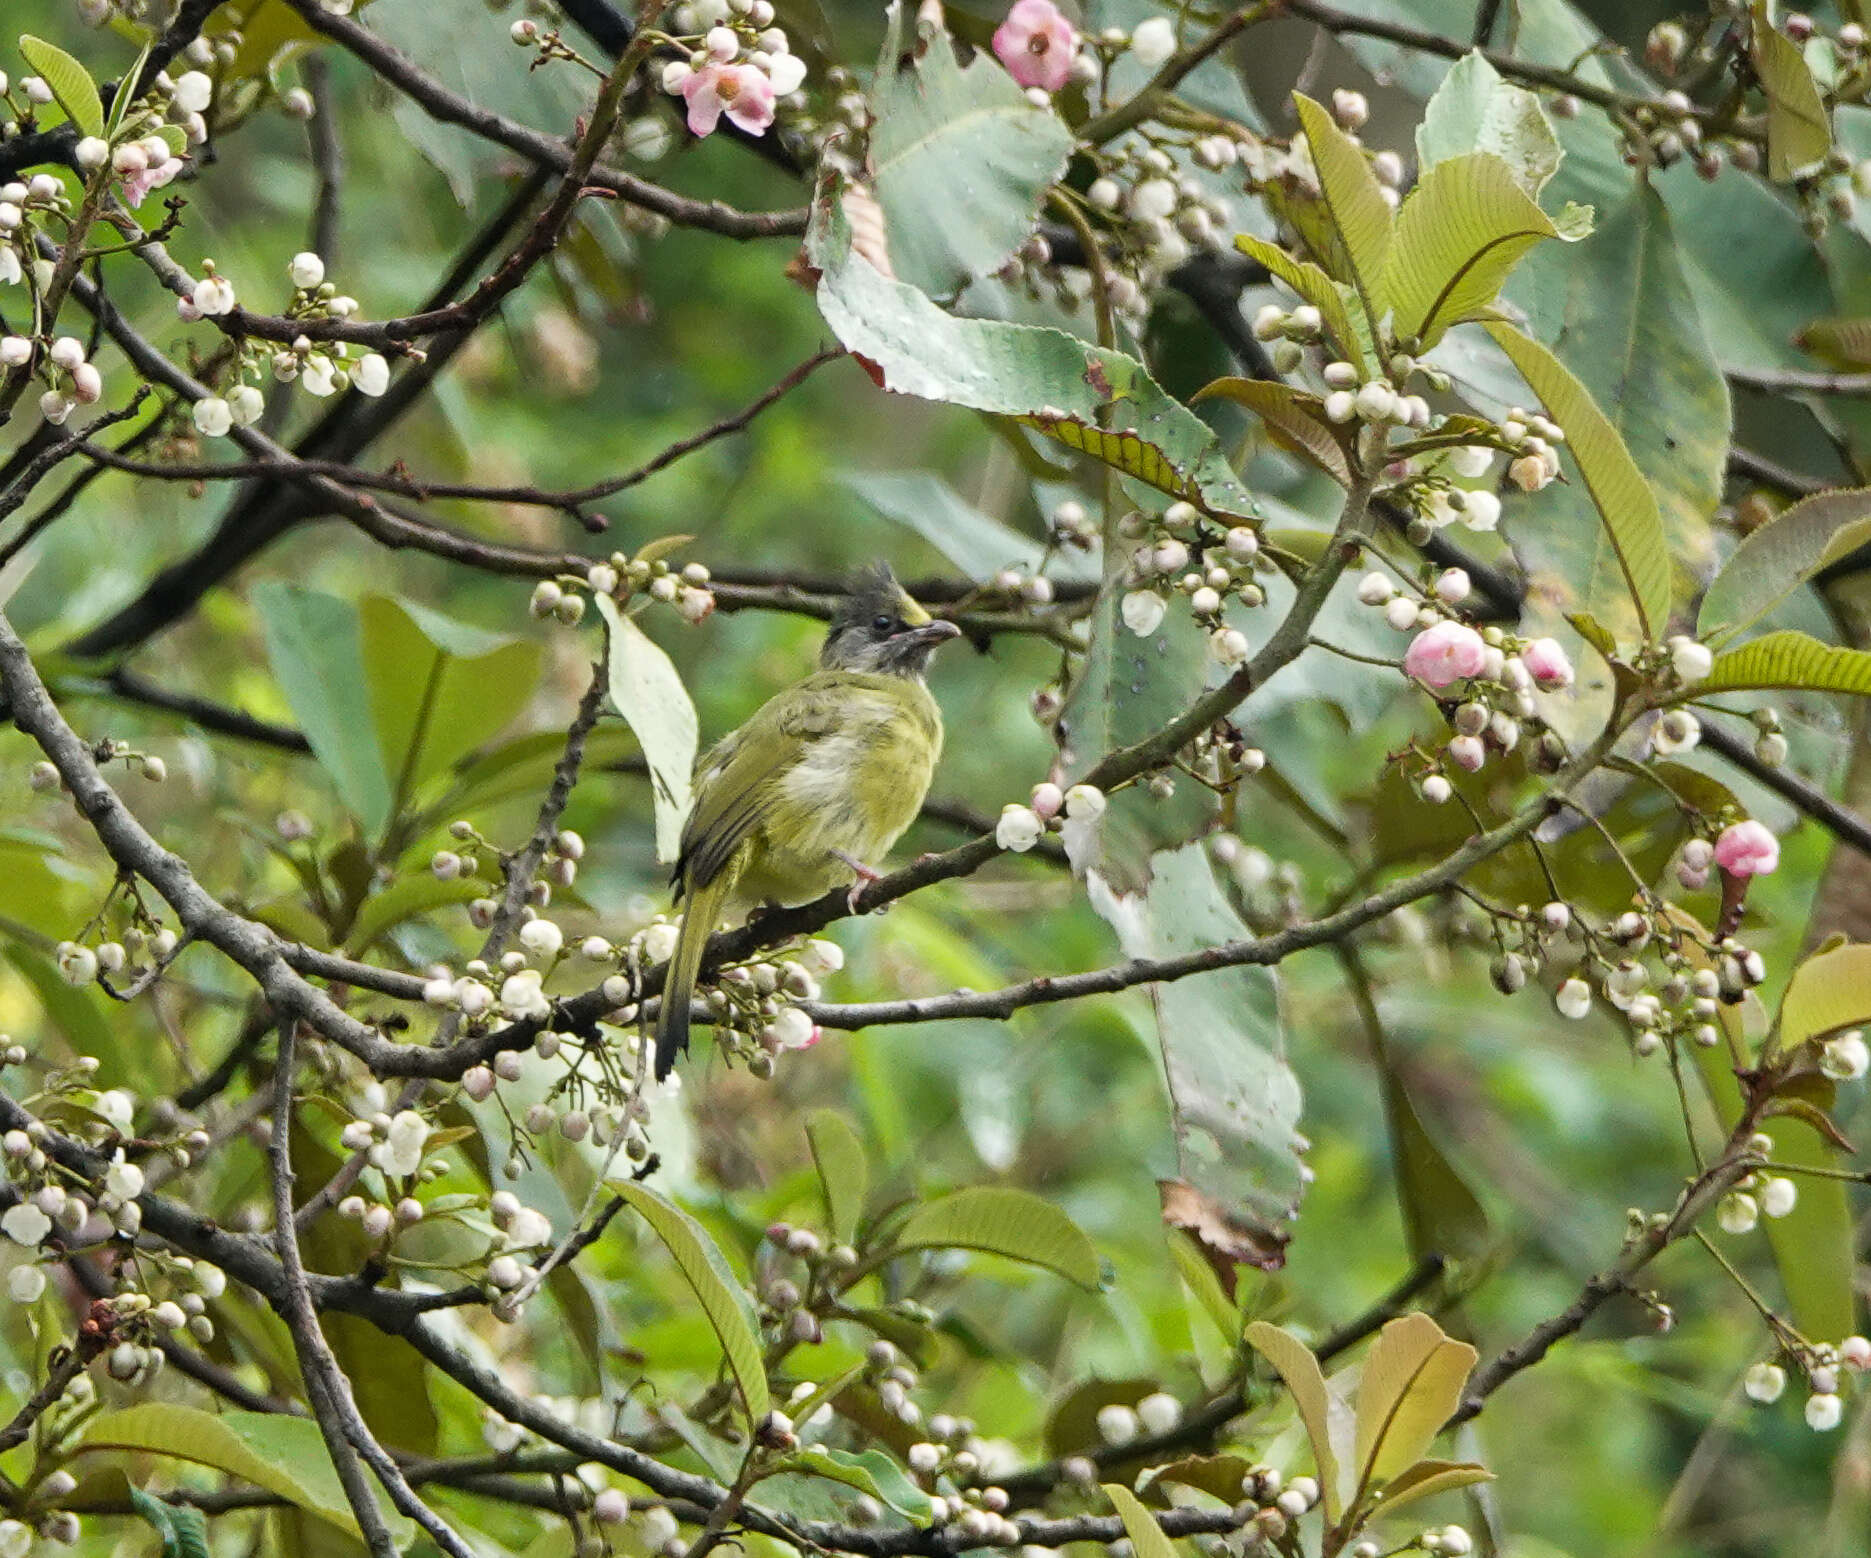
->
[[1403, 620, 1488, 688], [992, 0, 1077, 92], [1714, 819, 1780, 878], [1520, 637, 1574, 691], [680, 61, 777, 138]]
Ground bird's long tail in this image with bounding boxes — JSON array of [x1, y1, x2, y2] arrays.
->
[[653, 869, 733, 1080]]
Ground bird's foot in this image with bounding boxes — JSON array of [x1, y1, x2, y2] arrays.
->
[[832, 850, 885, 914]]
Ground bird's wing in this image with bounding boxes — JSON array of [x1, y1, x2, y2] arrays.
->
[[674, 677, 848, 890]]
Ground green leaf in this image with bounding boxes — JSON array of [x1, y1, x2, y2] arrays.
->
[[810, 183, 1259, 521], [1104, 1483, 1181, 1558], [805, 1109, 869, 1243], [1244, 1322, 1351, 1519], [1751, 1, 1832, 181], [19, 36, 104, 137], [1351, 1314, 1478, 1489], [1379, 1060, 1491, 1265], [609, 1181, 770, 1425], [359, 596, 540, 817], [75, 1406, 410, 1544], [595, 596, 699, 864], [1167, 1229, 1240, 1343], [868, 2, 1074, 297], [1292, 93, 1393, 320], [1370, 1458, 1494, 1516], [894, 1185, 1101, 1289], [1386, 154, 1582, 349], [783, 1447, 934, 1520], [321, 1310, 439, 1457], [1794, 316, 1871, 367], [1760, 1111, 1856, 1341], [1234, 233, 1369, 373], [1779, 943, 1871, 1047], [1193, 379, 1353, 485], [839, 470, 1097, 583], [1700, 630, 1871, 695], [1699, 489, 1871, 639], [1091, 845, 1306, 1231], [128, 1488, 210, 1558], [343, 871, 482, 955], [1416, 51, 1562, 197], [253, 583, 395, 831], [1485, 321, 1672, 641]]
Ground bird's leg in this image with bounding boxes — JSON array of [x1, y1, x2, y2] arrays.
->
[[831, 849, 884, 914]]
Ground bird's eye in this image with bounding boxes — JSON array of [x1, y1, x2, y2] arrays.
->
[[872, 613, 896, 633]]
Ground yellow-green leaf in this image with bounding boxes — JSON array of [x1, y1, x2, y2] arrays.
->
[[1193, 378, 1352, 485], [1245, 1321, 1347, 1518], [1779, 943, 1871, 1047], [1293, 93, 1393, 321], [805, 1109, 869, 1243], [609, 1182, 770, 1425], [1698, 490, 1871, 639], [1751, 2, 1831, 181], [1234, 233, 1368, 372], [1370, 1458, 1494, 1516], [1760, 1112, 1856, 1341], [1352, 1314, 1478, 1489], [1794, 317, 1871, 368], [19, 36, 104, 138], [894, 1186, 1101, 1290], [1167, 1229, 1240, 1343], [1484, 322, 1671, 640], [1700, 630, 1871, 696], [595, 596, 699, 864], [1105, 1483, 1180, 1558], [1386, 153, 1580, 348]]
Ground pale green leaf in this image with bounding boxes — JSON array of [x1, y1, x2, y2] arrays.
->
[[1760, 1112, 1856, 1341], [786, 1447, 934, 1519], [1193, 379, 1353, 484], [1370, 1458, 1494, 1516], [19, 36, 104, 137], [869, 2, 1074, 296], [1380, 1061, 1491, 1265], [894, 1185, 1101, 1289], [805, 1109, 869, 1243], [1701, 630, 1871, 696], [609, 1182, 770, 1425], [1104, 1483, 1180, 1558], [1485, 322, 1672, 640], [1416, 51, 1562, 196], [1699, 490, 1871, 639], [1244, 1322, 1348, 1519], [595, 596, 699, 864], [1751, 1, 1832, 181], [1234, 233, 1369, 372], [840, 471, 1097, 583], [1352, 1314, 1478, 1489], [1779, 943, 1871, 1047], [1167, 1230, 1240, 1343], [1293, 93, 1393, 319]]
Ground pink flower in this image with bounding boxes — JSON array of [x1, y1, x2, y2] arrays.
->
[[1403, 620, 1488, 688], [1521, 637, 1574, 691], [992, 0, 1077, 92], [680, 62, 777, 138], [1714, 820, 1780, 878]]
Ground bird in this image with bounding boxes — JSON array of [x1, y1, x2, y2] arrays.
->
[[653, 563, 961, 1078]]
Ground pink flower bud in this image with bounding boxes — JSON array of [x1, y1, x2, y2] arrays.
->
[[1402, 620, 1487, 688], [1714, 819, 1779, 878], [1520, 637, 1574, 690]]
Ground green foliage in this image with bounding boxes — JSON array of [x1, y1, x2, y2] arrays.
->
[[893, 1185, 1102, 1289], [597, 596, 700, 864], [18, 35, 101, 137], [1699, 489, 1871, 639]]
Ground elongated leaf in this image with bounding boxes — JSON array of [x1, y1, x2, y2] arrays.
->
[[1417, 51, 1562, 197], [1293, 93, 1393, 319], [1387, 154, 1580, 348], [869, 3, 1073, 296], [1352, 1315, 1477, 1488], [1795, 316, 1871, 368], [1751, 2, 1831, 181], [19, 36, 104, 137], [805, 1109, 869, 1243], [1168, 1229, 1240, 1342], [895, 1185, 1101, 1289], [1244, 1322, 1350, 1519], [1234, 233, 1368, 372], [1104, 1483, 1180, 1558], [1699, 490, 1871, 639], [1371, 1458, 1494, 1516], [1780, 944, 1871, 1047], [1701, 630, 1871, 695], [810, 189, 1258, 521], [76, 1406, 409, 1543], [1485, 322, 1671, 640], [610, 1182, 770, 1424], [253, 583, 395, 831], [129, 1488, 210, 1558], [1380, 1062, 1490, 1265], [840, 470, 1097, 583], [595, 596, 699, 864], [1193, 379, 1352, 484], [785, 1447, 934, 1519], [1760, 1112, 1856, 1341]]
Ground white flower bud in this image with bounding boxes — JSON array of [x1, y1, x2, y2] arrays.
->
[[1668, 635, 1713, 682], [1555, 978, 1591, 1020], [995, 805, 1043, 852], [172, 71, 214, 113], [1122, 590, 1167, 636], [1744, 1361, 1786, 1402]]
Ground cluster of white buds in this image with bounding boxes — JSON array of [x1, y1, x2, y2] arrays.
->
[[996, 780, 1105, 852], [1554, 923, 1768, 1059], [989, 566, 1057, 607], [1082, 136, 1238, 278], [0, 168, 70, 293], [1746, 1332, 1871, 1432], [1117, 503, 1265, 647], [19, 331, 104, 426], [544, 550, 715, 626], [697, 939, 847, 1076], [659, 0, 808, 143]]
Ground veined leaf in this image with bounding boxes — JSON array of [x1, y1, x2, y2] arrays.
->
[[1193, 378, 1353, 484], [1370, 1458, 1494, 1516], [1234, 233, 1369, 372], [1293, 93, 1393, 321], [1485, 322, 1672, 640], [1760, 1111, 1856, 1341], [1387, 153, 1583, 348], [1779, 943, 1871, 1047], [1699, 489, 1871, 639], [19, 36, 104, 137], [609, 1182, 770, 1425], [784, 1447, 934, 1519], [1700, 630, 1871, 695], [1245, 1322, 1351, 1519], [1417, 51, 1562, 197], [1794, 316, 1871, 367], [128, 1489, 210, 1558], [894, 1185, 1101, 1289], [1751, 2, 1831, 181], [595, 596, 698, 864], [869, 2, 1073, 296], [1351, 1314, 1477, 1488], [1104, 1483, 1179, 1558], [805, 1109, 869, 1243], [840, 470, 1097, 583]]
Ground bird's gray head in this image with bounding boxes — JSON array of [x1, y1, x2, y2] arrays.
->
[[820, 563, 961, 677]]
